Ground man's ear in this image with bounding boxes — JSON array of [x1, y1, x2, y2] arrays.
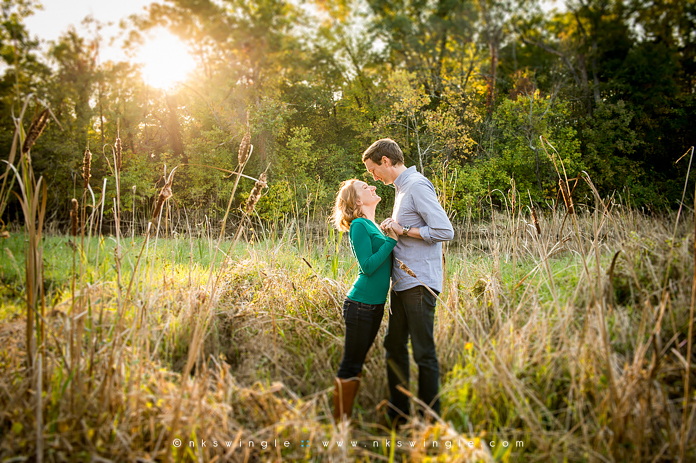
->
[[381, 156, 392, 167]]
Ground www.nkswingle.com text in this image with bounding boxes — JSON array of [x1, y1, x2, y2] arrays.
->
[[173, 437, 524, 451]]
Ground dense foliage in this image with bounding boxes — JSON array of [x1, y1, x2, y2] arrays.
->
[[1, 0, 695, 230]]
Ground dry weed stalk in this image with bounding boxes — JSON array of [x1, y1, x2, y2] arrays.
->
[[558, 178, 574, 214], [82, 146, 91, 190], [70, 198, 78, 236], [115, 131, 122, 172], [152, 167, 177, 224]]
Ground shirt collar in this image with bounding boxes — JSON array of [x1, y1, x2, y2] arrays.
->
[[394, 166, 417, 190]]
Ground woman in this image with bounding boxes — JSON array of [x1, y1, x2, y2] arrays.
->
[[331, 179, 398, 421]]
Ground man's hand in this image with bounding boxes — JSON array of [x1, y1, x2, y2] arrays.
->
[[381, 218, 424, 240]]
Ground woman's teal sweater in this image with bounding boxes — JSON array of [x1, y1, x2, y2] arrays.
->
[[346, 218, 397, 305]]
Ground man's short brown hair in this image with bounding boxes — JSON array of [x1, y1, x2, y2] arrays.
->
[[362, 138, 404, 166]]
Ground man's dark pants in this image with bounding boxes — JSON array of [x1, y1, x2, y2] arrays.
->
[[384, 285, 440, 419]]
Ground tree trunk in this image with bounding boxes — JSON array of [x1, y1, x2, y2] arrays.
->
[[486, 39, 499, 117], [591, 38, 600, 103], [577, 53, 592, 115]]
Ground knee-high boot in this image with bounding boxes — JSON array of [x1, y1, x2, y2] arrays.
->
[[333, 373, 362, 421]]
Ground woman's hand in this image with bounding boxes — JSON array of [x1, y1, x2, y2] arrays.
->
[[382, 221, 399, 241], [381, 218, 404, 236]]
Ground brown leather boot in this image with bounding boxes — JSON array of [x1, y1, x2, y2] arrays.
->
[[333, 373, 362, 421]]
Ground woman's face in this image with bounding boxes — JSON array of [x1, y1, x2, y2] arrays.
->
[[353, 181, 380, 207]]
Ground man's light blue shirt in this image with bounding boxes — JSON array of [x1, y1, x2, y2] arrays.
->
[[391, 166, 454, 293]]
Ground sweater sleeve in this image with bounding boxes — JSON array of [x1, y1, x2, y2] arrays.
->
[[350, 220, 397, 277]]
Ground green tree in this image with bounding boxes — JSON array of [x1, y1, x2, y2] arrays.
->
[[490, 90, 582, 201]]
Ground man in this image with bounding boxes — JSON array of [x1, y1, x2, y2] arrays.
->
[[362, 138, 454, 425]]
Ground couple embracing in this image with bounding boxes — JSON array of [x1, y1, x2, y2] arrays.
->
[[331, 138, 454, 427]]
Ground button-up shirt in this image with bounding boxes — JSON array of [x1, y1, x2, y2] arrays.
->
[[391, 166, 454, 293]]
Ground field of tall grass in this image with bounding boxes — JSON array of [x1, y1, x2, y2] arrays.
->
[[1, 196, 695, 462], [0, 112, 694, 462]]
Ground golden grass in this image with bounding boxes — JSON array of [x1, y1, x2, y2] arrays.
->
[[1, 201, 694, 461]]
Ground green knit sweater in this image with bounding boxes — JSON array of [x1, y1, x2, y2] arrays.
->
[[346, 218, 397, 305]]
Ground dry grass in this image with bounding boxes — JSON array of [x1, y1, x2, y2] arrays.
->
[[0, 199, 694, 461]]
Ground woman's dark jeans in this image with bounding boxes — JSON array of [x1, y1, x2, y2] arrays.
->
[[337, 298, 384, 379]]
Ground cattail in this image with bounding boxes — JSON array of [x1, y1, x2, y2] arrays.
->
[[531, 204, 541, 235], [152, 184, 172, 222], [396, 258, 417, 278], [70, 198, 79, 236], [244, 172, 267, 214], [559, 179, 574, 214], [238, 131, 251, 166], [152, 167, 177, 222], [22, 108, 49, 155], [82, 147, 92, 190], [115, 137, 122, 171]]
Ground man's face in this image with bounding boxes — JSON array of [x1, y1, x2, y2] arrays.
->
[[364, 157, 392, 185]]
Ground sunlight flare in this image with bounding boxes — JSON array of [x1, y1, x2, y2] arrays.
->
[[135, 29, 196, 89]]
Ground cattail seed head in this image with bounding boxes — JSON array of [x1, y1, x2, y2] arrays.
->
[[244, 172, 267, 214], [531, 204, 541, 235], [82, 147, 92, 190], [115, 137, 122, 171], [238, 131, 251, 166], [152, 187, 171, 222], [70, 198, 79, 236], [22, 108, 49, 155], [396, 258, 417, 278], [152, 167, 177, 222]]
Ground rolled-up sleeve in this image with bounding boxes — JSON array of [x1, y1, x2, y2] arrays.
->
[[412, 179, 454, 244]]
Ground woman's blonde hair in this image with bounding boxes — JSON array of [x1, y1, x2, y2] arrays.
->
[[332, 179, 364, 232]]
